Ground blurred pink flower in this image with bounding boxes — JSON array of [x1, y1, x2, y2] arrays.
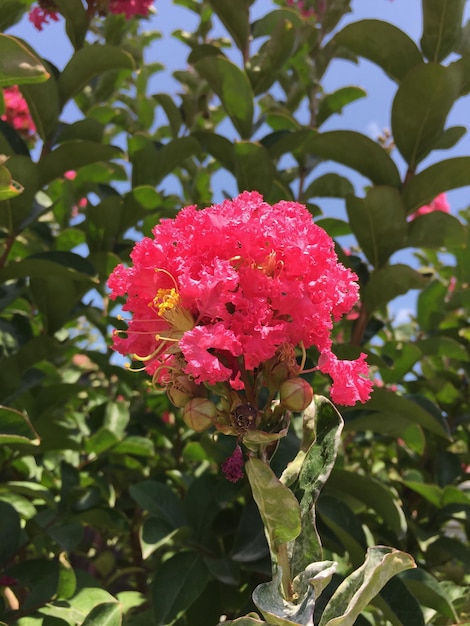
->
[[28, 4, 59, 30], [1, 86, 36, 142], [108, 0, 154, 18], [409, 192, 450, 220], [108, 191, 372, 406], [285, 0, 316, 18]]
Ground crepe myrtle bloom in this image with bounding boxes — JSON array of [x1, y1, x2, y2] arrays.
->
[[29, 0, 154, 30], [108, 192, 372, 409]]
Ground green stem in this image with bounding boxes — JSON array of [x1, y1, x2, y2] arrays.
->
[[277, 543, 294, 601]]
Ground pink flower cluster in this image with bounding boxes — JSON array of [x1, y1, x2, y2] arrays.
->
[[285, 0, 316, 19], [29, 0, 154, 30], [109, 192, 372, 406], [1, 86, 36, 142], [409, 193, 450, 220]]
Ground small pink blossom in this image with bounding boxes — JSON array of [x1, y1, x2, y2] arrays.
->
[[108, 0, 154, 18], [222, 445, 244, 482], [409, 193, 450, 220], [28, 5, 59, 30], [1, 86, 36, 142], [109, 192, 372, 406]]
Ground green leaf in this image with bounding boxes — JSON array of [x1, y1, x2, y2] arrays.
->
[[234, 141, 275, 197], [317, 495, 368, 568], [153, 93, 183, 138], [319, 546, 416, 626], [38, 141, 122, 186], [402, 157, 470, 212], [305, 173, 354, 199], [192, 131, 235, 172], [248, 18, 297, 95], [153, 137, 201, 184], [53, 0, 89, 50], [362, 264, 428, 312], [375, 576, 425, 626], [401, 569, 458, 620], [406, 211, 466, 248], [0, 405, 40, 446], [421, 0, 466, 62], [151, 552, 209, 626], [285, 396, 344, 575], [327, 469, 407, 538], [317, 87, 366, 127], [129, 480, 186, 528], [0, 0, 29, 31], [334, 20, 423, 82], [391, 63, 461, 168], [20, 66, 61, 141], [207, 0, 250, 53], [434, 125, 466, 150], [246, 458, 301, 552], [306, 131, 401, 187], [0, 501, 21, 564], [0, 162, 23, 200], [82, 602, 122, 626], [345, 388, 450, 439], [58, 44, 135, 105], [0, 34, 50, 86], [194, 56, 254, 139], [346, 187, 407, 268]]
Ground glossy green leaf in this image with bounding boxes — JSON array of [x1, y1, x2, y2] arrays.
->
[[82, 602, 122, 626], [327, 469, 407, 538], [0, 501, 21, 564], [252, 9, 303, 38], [153, 93, 183, 138], [220, 618, 265, 625], [0, 162, 23, 200], [207, 0, 250, 53], [0, 0, 29, 31], [417, 279, 448, 331], [375, 576, 425, 626], [421, 0, 466, 62], [192, 131, 236, 172], [401, 569, 458, 620], [194, 56, 254, 138], [234, 141, 275, 197], [20, 67, 61, 140], [306, 131, 401, 187], [153, 137, 201, 184], [58, 44, 135, 105], [391, 63, 461, 168], [53, 0, 89, 50], [345, 388, 450, 439], [434, 125, 466, 150], [0, 34, 50, 86], [129, 480, 186, 528], [362, 264, 428, 312], [315, 218, 351, 238], [246, 457, 301, 552], [38, 141, 122, 186], [334, 20, 423, 82], [402, 157, 470, 212], [0, 405, 40, 446], [317, 87, 366, 127], [151, 552, 209, 626], [346, 187, 407, 267], [406, 211, 466, 249], [305, 173, 354, 199], [319, 547, 416, 626], [317, 495, 368, 568], [248, 18, 296, 95]]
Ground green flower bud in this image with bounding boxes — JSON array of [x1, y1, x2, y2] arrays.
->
[[279, 377, 313, 412], [182, 397, 217, 432]]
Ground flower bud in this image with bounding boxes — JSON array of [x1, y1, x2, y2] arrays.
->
[[167, 387, 193, 408], [182, 398, 217, 432], [279, 377, 313, 412]]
